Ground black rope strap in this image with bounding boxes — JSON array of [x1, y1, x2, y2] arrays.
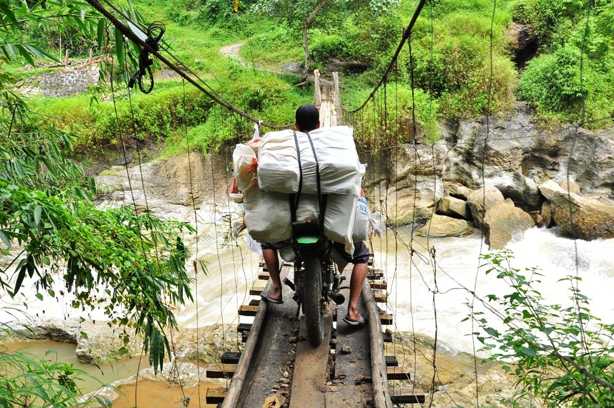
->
[[128, 22, 165, 94]]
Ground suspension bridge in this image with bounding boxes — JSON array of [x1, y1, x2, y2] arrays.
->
[[75, 0, 606, 406], [199, 76, 424, 407]]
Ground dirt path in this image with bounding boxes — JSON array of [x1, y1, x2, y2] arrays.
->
[[219, 42, 245, 62], [218, 41, 303, 77]]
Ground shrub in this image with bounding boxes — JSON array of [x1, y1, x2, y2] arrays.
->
[[477, 251, 614, 408], [518, 45, 613, 123], [31, 84, 214, 150], [310, 33, 351, 67], [347, 85, 440, 149]]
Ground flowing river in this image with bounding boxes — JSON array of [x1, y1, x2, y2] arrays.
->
[[1, 155, 613, 401]]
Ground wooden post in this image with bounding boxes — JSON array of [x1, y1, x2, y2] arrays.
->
[[333, 72, 342, 125], [314, 69, 322, 108]]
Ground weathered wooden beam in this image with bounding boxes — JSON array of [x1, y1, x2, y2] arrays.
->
[[249, 284, 265, 296], [369, 279, 388, 290], [221, 351, 241, 365], [386, 366, 411, 381], [383, 329, 393, 343], [222, 282, 271, 408], [206, 364, 237, 379], [379, 311, 393, 325], [238, 305, 259, 316], [374, 290, 388, 303], [206, 387, 226, 404], [237, 323, 252, 333], [368, 268, 384, 279], [362, 280, 393, 408], [390, 388, 426, 404], [385, 355, 399, 367]]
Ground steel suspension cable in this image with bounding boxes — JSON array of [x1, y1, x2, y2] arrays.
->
[[349, 0, 428, 113]]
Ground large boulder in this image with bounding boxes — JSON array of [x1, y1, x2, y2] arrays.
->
[[416, 214, 474, 238], [12, 319, 79, 343], [483, 200, 535, 249], [366, 175, 443, 226], [466, 186, 505, 226], [487, 171, 542, 211], [437, 196, 468, 219], [444, 182, 472, 200], [539, 180, 614, 240]]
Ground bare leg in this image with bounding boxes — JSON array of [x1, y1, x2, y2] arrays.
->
[[263, 248, 282, 301], [347, 263, 368, 321]]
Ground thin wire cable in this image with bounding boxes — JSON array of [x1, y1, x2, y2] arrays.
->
[[108, 53, 149, 408], [406, 35, 422, 400], [565, 0, 594, 368], [469, 2, 497, 405], [349, 0, 428, 112], [181, 78, 203, 408]]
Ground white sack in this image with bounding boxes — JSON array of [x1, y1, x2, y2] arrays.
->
[[243, 189, 356, 254], [352, 197, 370, 242], [232, 144, 257, 192], [324, 194, 356, 254], [257, 126, 364, 195]]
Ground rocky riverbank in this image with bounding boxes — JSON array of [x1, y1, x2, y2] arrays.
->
[[364, 104, 614, 248]]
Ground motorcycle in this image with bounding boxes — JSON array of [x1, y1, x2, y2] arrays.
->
[[286, 221, 346, 347], [282, 130, 347, 347]]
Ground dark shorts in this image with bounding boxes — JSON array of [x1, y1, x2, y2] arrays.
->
[[261, 241, 369, 265], [333, 241, 369, 265]]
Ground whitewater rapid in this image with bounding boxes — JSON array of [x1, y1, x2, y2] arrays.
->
[[2, 226, 612, 355]]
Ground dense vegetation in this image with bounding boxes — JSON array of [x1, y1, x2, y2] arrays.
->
[[1, 2, 195, 404], [478, 252, 614, 408], [3, 0, 612, 153]]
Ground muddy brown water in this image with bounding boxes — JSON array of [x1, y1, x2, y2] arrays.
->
[[0, 340, 147, 395], [111, 381, 216, 408]]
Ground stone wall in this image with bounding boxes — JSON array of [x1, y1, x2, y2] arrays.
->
[[21, 63, 99, 97]]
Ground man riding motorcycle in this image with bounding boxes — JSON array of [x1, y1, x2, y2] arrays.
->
[[258, 104, 369, 327]]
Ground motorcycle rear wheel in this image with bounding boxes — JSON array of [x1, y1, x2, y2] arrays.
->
[[303, 256, 324, 347]]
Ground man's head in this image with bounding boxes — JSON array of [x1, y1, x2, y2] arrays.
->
[[295, 104, 320, 132]]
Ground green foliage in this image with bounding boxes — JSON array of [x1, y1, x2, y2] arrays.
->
[[517, 1, 614, 124], [1, 109, 194, 376], [30, 83, 213, 150], [165, 69, 311, 154], [0, 352, 84, 407], [513, 0, 586, 47], [347, 84, 439, 149], [476, 251, 614, 407]]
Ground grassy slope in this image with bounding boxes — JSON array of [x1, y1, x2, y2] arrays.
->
[[21, 0, 613, 155], [28, 0, 312, 154]]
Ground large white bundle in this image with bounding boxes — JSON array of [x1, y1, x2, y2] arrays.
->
[[243, 188, 356, 254], [257, 126, 364, 195]]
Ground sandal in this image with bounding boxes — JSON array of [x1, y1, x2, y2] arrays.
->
[[343, 315, 366, 327], [261, 293, 283, 304]]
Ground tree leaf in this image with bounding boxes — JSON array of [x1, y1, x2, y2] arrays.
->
[[0, 230, 11, 249], [34, 205, 42, 227], [114, 27, 126, 69]]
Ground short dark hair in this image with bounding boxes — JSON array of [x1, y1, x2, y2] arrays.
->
[[295, 104, 319, 132]]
